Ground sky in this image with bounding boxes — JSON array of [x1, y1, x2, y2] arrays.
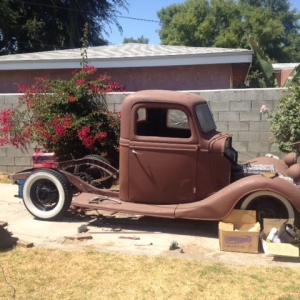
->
[[105, 0, 300, 45]]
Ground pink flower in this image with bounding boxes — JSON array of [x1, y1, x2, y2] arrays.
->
[[68, 96, 76, 103], [260, 105, 268, 114], [82, 66, 97, 74], [95, 132, 107, 141], [77, 126, 91, 139], [76, 78, 85, 86]]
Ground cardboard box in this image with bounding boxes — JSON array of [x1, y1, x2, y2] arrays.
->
[[219, 209, 260, 253], [260, 218, 300, 257]]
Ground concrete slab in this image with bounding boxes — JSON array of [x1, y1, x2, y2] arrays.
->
[[1, 183, 300, 268]]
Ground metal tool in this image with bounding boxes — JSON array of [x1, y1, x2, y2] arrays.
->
[[118, 236, 140, 240], [134, 242, 153, 246]]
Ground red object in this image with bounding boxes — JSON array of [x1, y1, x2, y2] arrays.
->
[[32, 152, 58, 168]]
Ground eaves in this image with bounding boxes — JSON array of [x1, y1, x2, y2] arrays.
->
[[0, 51, 253, 71]]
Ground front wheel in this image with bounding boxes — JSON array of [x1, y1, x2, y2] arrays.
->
[[240, 191, 295, 224], [23, 169, 72, 220]]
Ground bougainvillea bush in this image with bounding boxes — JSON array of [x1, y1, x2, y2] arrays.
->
[[0, 66, 125, 163], [260, 82, 300, 154]]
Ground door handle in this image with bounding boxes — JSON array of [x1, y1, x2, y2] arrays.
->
[[132, 149, 140, 155]]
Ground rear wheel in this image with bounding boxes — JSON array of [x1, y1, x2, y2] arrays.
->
[[23, 169, 72, 220], [240, 191, 295, 224]]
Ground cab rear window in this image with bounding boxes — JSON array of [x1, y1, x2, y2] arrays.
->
[[136, 107, 191, 138]]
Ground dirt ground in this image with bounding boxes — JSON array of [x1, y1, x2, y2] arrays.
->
[[1, 183, 300, 268]]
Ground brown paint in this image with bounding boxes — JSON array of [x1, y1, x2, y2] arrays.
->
[[13, 90, 300, 221]]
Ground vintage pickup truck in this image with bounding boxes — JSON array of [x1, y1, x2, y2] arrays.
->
[[11, 90, 300, 225]]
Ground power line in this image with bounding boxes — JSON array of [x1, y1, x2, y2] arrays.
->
[[15, 0, 159, 23], [117, 15, 159, 23]]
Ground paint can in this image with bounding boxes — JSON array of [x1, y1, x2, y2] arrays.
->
[[266, 227, 278, 243], [278, 224, 296, 243]]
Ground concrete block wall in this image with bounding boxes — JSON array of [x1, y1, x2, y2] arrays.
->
[[0, 88, 286, 172]]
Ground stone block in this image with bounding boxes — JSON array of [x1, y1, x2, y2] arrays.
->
[[229, 121, 249, 131], [210, 101, 230, 112], [0, 148, 7, 156], [230, 131, 238, 141], [6, 148, 25, 157], [242, 89, 263, 101], [238, 131, 260, 142], [233, 141, 248, 152], [240, 111, 261, 122], [219, 89, 243, 102], [248, 141, 271, 152], [200, 90, 221, 102], [4, 95, 20, 105], [4, 157, 15, 166], [219, 112, 239, 122], [238, 152, 260, 163], [260, 88, 286, 101], [260, 132, 273, 142], [15, 157, 31, 166], [0, 166, 7, 173], [215, 122, 228, 132], [249, 121, 271, 132], [230, 101, 251, 111]]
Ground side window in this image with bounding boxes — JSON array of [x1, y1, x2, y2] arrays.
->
[[136, 107, 191, 138]]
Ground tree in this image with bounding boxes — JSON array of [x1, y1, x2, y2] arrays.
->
[[123, 35, 149, 44], [0, 66, 125, 161], [0, 0, 128, 55], [261, 83, 300, 153], [249, 35, 300, 87], [158, 0, 300, 87]]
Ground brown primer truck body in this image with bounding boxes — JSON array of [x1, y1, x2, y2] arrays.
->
[[12, 90, 300, 222]]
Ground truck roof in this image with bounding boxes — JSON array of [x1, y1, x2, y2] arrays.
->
[[122, 90, 207, 109]]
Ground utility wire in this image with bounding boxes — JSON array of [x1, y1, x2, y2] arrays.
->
[[14, 0, 159, 23]]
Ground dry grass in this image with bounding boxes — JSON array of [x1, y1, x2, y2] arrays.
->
[[0, 172, 11, 184], [0, 247, 300, 300]]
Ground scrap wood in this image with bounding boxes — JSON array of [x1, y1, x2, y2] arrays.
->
[[101, 227, 122, 232], [0, 221, 8, 227], [11, 237, 34, 248], [77, 233, 93, 240], [62, 236, 76, 244], [89, 230, 161, 234]]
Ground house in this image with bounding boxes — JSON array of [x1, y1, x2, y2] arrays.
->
[[272, 63, 300, 87], [0, 44, 253, 93]]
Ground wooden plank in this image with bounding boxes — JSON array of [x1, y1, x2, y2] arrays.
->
[[0, 221, 8, 227], [11, 237, 34, 248], [77, 233, 93, 240]]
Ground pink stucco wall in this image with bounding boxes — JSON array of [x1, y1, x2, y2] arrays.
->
[[0, 64, 231, 93], [274, 69, 294, 87]]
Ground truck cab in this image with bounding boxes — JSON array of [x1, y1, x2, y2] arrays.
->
[[118, 90, 237, 204]]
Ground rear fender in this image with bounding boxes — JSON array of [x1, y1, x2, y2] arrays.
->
[[175, 175, 300, 221]]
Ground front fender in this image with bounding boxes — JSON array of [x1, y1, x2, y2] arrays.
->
[[175, 175, 300, 221]]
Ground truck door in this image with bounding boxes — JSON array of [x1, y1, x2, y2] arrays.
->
[[128, 103, 198, 204]]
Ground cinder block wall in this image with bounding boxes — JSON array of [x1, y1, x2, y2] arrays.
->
[[0, 88, 286, 172]]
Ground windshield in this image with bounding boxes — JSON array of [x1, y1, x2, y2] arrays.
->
[[195, 104, 216, 133]]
